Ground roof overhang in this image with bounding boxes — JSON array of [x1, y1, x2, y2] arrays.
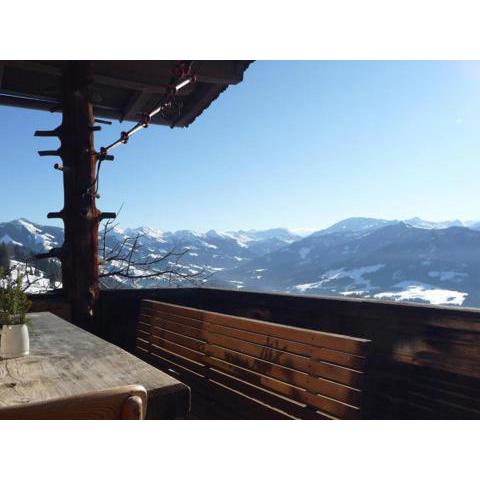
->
[[0, 60, 252, 127]]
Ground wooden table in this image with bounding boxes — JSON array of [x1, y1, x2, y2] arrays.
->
[[0, 312, 190, 419]]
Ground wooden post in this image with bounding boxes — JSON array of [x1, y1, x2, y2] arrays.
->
[[59, 61, 99, 329]]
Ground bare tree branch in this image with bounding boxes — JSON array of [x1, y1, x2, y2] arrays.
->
[[98, 210, 214, 288]]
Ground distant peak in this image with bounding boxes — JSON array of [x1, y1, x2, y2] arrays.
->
[[318, 217, 398, 236], [136, 225, 164, 237]]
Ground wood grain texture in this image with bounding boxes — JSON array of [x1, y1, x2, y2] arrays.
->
[[142, 300, 369, 355], [137, 300, 370, 419], [0, 312, 190, 419], [0, 385, 147, 420]]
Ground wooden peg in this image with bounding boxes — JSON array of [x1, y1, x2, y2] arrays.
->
[[47, 211, 65, 220], [38, 149, 62, 157]]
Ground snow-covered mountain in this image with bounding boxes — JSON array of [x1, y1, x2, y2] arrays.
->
[[0, 218, 63, 251], [3, 217, 480, 308], [0, 218, 302, 289], [403, 217, 470, 230], [314, 217, 398, 236], [218, 220, 480, 307]]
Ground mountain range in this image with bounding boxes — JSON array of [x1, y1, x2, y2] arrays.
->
[[2, 216, 480, 308]]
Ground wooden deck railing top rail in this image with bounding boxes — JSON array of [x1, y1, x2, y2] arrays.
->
[[135, 299, 371, 419]]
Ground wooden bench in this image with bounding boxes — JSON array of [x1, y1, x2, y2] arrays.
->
[[135, 300, 371, 419]]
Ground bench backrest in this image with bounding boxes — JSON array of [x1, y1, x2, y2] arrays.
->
[[136, 300, 370, 419]]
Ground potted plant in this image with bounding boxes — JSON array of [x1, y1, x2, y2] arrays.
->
[[0, 268, 32, 358]]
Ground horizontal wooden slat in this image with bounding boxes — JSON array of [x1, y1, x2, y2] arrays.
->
[[141, 347, 207, 379], [136, 328, 151, 343], [140, 307, 205, 330], [150, 337, 205, 364], [137, 319, 151, 330], [195, 378, 296, 420], [208, 323, 366, 370], [150, 328, 206, 353], [142, 300, 369, 355], [207, 368, 330, 420], [206, 355, 359, 419], [206, 332, 361, 397], [135, 339, 149, 354], [147, 316, 207, 341], [147, 345, 206, 377]]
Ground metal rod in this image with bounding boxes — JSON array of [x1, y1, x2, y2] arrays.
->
[[98, 61, 194, 157]]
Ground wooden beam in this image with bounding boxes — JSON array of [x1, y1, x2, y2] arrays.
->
[[58, 61, 100, 328], [0, 94, 60, 112]]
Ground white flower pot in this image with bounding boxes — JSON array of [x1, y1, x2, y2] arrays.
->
[[0, 324, 30, 358]]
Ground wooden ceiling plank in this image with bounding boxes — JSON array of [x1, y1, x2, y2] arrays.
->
[[93, 74, 167, 94], [121, 90, 148, 122]]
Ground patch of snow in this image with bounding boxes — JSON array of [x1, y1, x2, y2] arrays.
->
[[340, 290, 367, 296], [374, 281, 467, 306], [294, 281, 324, 292], [219, 231, 251, 248], [290, 227, 319, 236], [229, 280, 244, 289], [5, 260, 59, 294], [16, 218, 41, 235], [404, 217, 465, 230], [294, 264, 384, 293]]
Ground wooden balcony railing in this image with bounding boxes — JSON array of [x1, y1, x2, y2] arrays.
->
[[30, 287, 480, 419]]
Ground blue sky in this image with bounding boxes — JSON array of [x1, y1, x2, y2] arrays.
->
[[1, 60, 480, 232]]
